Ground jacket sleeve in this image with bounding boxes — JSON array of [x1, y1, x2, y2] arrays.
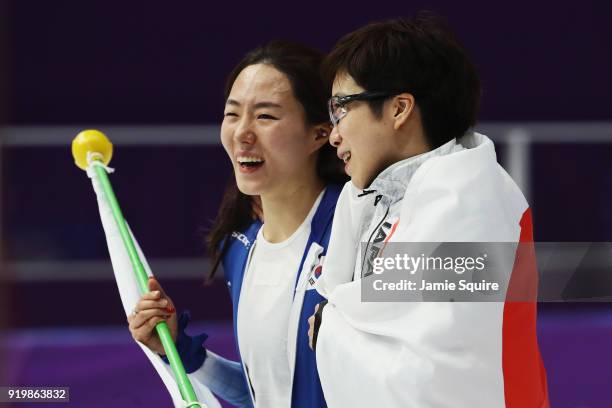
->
[[191, 351, 253, 408], [160, 311, 254, 408]]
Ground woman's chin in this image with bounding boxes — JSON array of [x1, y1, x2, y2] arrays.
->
[[349, 171, 367, 190], [236, 179, 263, 196]]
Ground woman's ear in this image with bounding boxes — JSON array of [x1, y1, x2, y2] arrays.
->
[[392, 93, 416, 130], [310, 122, 332, 152], [314, 123, 332, 140]]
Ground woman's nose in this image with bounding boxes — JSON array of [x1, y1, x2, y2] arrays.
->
[[235, 118, 256, 144], [329, 126, 341, 147]]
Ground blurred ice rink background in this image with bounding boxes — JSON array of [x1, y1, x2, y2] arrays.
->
[[1, 1, 612, 407]]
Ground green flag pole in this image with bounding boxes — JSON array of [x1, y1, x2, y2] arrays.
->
[[72, 129, 201, 407]]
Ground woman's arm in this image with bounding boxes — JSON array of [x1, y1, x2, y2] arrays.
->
[[190, 351, 253, 408], [160, 311, 254, 408]]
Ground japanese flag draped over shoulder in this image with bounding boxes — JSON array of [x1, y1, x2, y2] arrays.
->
[[314, 133, 549, 408], [87, 166, 221, 408]]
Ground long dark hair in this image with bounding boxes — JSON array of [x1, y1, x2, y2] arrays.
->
[[206, 41, 347, 281]]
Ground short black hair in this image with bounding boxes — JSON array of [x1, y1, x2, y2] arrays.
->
[[323, 12, 481, 148]]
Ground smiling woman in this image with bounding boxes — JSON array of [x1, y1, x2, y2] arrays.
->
[[127, 41, 347, 408], [210, 42, 347, 266], [309, 15, 549, 408], [221, 63, 322, 200]]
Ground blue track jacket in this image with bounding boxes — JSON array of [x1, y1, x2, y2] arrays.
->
[[168, 184, 341, 408]]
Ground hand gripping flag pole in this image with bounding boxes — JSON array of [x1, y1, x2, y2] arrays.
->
[[71, 129, 207, 408]]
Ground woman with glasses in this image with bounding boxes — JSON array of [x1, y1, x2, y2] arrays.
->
[[308, 14, 549, 408], [128, 41, 347, 408]]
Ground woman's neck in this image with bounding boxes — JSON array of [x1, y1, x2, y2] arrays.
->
[[260, 177, 324, 244]]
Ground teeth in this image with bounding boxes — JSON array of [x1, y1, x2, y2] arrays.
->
[[237, 156, 264, 163], [342, 152, 351, 163]]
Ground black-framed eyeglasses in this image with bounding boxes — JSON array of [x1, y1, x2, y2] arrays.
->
[[327, 91, 396, 126]]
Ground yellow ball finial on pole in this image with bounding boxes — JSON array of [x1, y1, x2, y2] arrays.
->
[[71, 129, 113, 170]]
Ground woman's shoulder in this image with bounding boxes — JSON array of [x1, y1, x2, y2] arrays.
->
[[224, 220, 262, 253], [220, 220, 262, 282]]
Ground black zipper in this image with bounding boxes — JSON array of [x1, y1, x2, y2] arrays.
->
[[358, 189, 377, 197]]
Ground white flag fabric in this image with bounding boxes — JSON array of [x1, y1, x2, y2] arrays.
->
[[87, 165, 221, 408], [313, 133, 549, 407]]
